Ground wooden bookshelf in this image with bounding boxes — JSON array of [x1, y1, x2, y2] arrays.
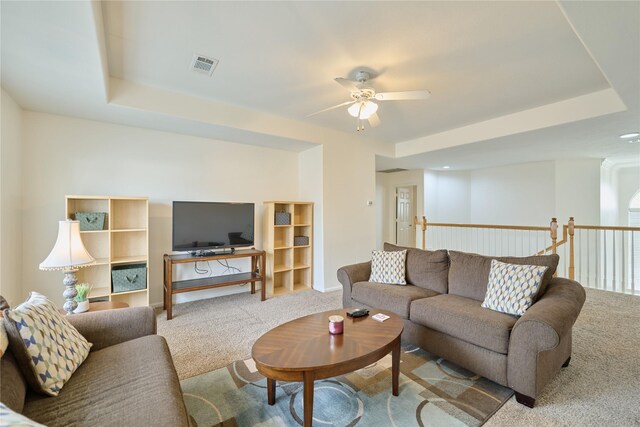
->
[[263, 201, 313, 298], [65, 195, 149, 307]]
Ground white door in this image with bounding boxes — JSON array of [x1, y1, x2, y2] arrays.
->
[[396, 187, 415, 247]]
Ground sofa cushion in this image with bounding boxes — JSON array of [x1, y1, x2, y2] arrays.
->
[[352, 282, 438, 319], [3, 292, 92, 396], [384, 243, 449, 293], [448, 251, 559, 302], [23, 335, 189, 427], [369, 249, 407, 285], [410, 294, 518, 354]]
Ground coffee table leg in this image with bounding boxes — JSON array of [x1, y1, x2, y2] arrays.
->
[[303, 371, 314, 427], [392, 337, 400, 396], [267, 378, 276, 405]]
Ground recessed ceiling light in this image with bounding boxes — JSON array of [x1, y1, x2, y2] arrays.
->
[[619, 132, 640, 139], [442, 166, 451, 169]]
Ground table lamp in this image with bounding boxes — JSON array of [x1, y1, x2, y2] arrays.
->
[[39, 220, 96, 314]]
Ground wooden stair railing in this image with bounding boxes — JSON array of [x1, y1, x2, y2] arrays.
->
[[413, 216, 640, 293]]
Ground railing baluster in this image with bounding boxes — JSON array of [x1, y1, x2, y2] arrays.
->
[[620, 231, 627, 293], [586, 229, 590, 287], [596, 230, 600, 289], [632, 231, 635, 293], [612, 230, 616, 291]]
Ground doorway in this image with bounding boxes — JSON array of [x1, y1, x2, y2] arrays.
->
[[396, 186, 416, 247]]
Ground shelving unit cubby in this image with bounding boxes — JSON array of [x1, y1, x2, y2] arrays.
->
[[65, 195, 149, 307], [263, 201, 314, 298]]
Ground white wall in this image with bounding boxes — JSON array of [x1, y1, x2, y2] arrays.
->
[[424, 170, 470, 223], [0, 89, 24, 306], [21, 112, 300, 307], [469, 162, 556, 225], [422, 160, 601, 227], [616, 166, 640, 226], [555, 159, 601, 225]]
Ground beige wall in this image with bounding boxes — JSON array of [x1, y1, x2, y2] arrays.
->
[[298, 145, 325, 289], [376, 170, 425, 248], [0, 89, 24, 306], [319, 142, 380, 291], [21, 112, 300, 306]]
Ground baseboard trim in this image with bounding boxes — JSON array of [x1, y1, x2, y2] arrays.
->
[[321, 285, 342, 293]]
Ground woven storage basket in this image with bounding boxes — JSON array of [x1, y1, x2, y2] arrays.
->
[[75, 212, 106, 231], [294, 236, 309, 246], [275, 211, 291, 225], [112, 263, 147, 293]]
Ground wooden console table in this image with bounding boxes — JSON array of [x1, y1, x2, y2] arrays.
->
[[163, 249, 266, 320]]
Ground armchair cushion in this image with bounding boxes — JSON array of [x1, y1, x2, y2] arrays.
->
[[66, 306, 156, 352], [23, 335, 189, 427]]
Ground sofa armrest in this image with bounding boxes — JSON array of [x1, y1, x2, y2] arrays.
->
[[68, 306, 157, 352], [507, 277, 586, 397], [337, 261, 371, 307]]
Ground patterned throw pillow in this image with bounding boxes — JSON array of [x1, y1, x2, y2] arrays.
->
[[0, 321, 8, 357], [369, 250, 407, 285], [0, 402, 46, 426], [3, 292, 92, 396], [481, 260, 548, 316]]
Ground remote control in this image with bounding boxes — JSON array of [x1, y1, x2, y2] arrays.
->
[[346, 308, 370, 318]]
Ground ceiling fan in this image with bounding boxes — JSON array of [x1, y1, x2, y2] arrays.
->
[[309, 71, 431, 131]]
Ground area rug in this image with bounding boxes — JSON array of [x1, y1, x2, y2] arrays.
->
[[181, 345, 513, 426]]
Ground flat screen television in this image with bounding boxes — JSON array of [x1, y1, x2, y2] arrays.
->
[[172, 201, 255, 253]]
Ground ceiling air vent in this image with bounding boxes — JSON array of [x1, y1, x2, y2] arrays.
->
[[378, 168, 408, 173], [190, 54, 219, 76]]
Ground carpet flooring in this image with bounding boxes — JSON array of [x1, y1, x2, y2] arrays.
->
[[157, 287, 640, 426], [157, 290, 342, 379], [181, 347, 513, 426]]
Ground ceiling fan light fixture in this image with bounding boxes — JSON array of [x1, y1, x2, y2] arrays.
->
[[360, 101, 378, 119], [347, 102, 361, 118]]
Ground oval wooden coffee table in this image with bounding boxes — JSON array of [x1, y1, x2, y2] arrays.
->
[[251, 308, 403, 427]]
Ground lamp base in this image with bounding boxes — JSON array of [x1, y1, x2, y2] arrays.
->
[[62, 269, 79, 315]]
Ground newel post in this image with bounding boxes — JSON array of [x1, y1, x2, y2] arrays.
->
[[550, 217, 558, 277], [414, 216, 427, 250], [568, 217, 575, 280]]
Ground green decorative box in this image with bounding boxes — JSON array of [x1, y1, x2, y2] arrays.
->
[[75, 212, 106, 231], [112, 264, 147, 293]]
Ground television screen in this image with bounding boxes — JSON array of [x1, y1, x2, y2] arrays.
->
[[172, 201, 255, 252]]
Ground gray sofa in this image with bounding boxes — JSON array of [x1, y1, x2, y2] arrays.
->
[[338, 243, 586, 407], [1, 306, 190, 426]]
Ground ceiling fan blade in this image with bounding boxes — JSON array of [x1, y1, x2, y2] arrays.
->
[[374, 90, 431, 101], [307, 100, 355, 117], [334, 77, 359, 92], [368, 112, 380, 127]]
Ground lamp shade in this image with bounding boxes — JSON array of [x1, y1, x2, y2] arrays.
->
[[39, 220, 96, 271], [348, 101, 378, 119]]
